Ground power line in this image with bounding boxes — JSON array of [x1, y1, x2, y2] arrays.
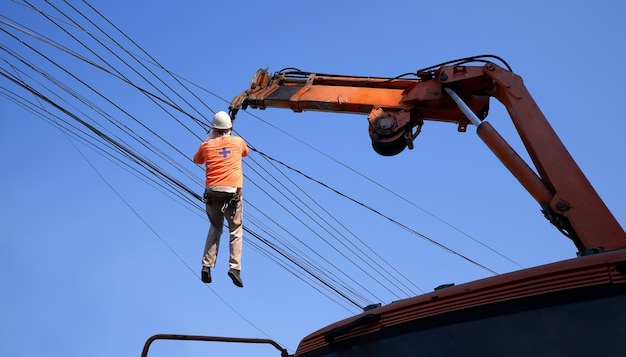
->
[[1, 0, 522, 311], [2, 3, 413, 307], [251, 148, 499, 275]]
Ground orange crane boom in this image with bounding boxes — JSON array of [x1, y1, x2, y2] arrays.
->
[[229, 57, 625, 253]]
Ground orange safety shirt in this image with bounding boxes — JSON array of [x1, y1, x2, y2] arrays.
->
[[193, 135, 249, 188]]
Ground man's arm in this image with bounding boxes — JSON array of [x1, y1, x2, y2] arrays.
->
[[193, 142, 205, 164], [240, 138, 249, 157]]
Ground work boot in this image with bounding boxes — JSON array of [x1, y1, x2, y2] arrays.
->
[[227, 269, 243, 288], [201, 266, 212, 283]]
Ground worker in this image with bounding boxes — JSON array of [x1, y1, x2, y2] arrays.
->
[[193, 111, 249, 287]]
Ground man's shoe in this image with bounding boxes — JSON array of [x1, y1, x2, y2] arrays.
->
[[201, 266, 212, 283], [228, 269, 243, 288]]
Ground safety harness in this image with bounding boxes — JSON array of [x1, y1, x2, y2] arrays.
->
[[203, 188, 241, 213]]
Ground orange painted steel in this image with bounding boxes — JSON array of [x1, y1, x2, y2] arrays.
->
[[230, 62, 626, 253]]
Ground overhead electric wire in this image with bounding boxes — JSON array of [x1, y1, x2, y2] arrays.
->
[[1, 15, 379, 308], [2, 56, 202, 211], [252, 148, 499, 275], [0, 15, 205, 167], [238, 109, 524, 270], [244, 168, 381, 305], [0, 83, 201, 214], [243, 149, 394, 300], [7, 0, 216, 128], [0, 69, 203, 203], [0, 24, 458, 308], [242, 142, 422, 298], [244, 142, 423, 295], [36, 0, 207, 134], [246, 238, 356, 313], [245, 225, 365, 310], [0, 39, 203, 211], [77, 0, 217, 126], [6, 73, 365, 310], [0, 19, 482, 306], [0, 73, 359, 337], [2, 3, 381, 344], [1, 1, 523, 313], [0, 17, 205, 140], [0, 20, 203, 188], [51, 115, 281, 344]]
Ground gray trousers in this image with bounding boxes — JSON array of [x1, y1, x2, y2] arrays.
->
[[202, 191, 243, 271]]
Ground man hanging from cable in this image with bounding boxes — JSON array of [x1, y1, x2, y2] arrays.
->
[[194, 111, 249, 287]]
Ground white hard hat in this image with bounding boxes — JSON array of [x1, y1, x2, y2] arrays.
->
[[211, 111, 232, 129]]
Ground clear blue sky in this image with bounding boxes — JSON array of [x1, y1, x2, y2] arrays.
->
[[1, 1, 625, 356]]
